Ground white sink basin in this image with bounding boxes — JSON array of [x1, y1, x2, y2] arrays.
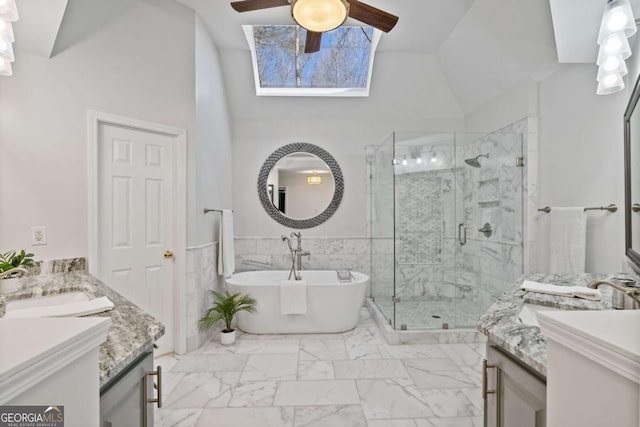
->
[[518, 303, 561, 327], [6, 292, 91, 312]]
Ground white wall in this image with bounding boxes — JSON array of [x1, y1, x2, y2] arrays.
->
[[227, 51, 466, 237], [465, 79, 538, 132], [194, 16, 233, 246], [0, 0, 197, 259], [537, 64, 628, 273]]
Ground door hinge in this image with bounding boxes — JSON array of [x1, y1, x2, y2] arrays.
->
[[515, 157, 525, 167]]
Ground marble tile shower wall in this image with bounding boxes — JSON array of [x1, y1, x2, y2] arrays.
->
[[394, 169, 457, 301], [457, 127, 525, 310], [185, 243, 222, 352], [234, 237, 371, 278]]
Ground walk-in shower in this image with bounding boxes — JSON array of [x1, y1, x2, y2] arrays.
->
[[367, 132, 524, 331]]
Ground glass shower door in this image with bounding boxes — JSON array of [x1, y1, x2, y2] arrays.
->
[[453, 132, 524, 328]]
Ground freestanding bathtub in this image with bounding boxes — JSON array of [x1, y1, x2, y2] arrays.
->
[[226, 270, 369, 334]]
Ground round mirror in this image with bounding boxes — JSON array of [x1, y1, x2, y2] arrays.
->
[[258, 143, 344, 229]]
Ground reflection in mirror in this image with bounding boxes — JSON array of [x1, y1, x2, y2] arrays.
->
[[266, 153, 335, 220]]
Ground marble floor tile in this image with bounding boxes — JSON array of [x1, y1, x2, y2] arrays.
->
[[196, 407, 295, 427], [229, 381, 278, 407], [459, 388, 483, 413], [293, 405, 366, 427], [346, 344, 393, 360], [367, 420, 432, 427], [402, 359, 476, 389], [236, 339, 300, 354], [419, 388, 481, 418], [155, 408, 202, 427], [333, 359, 410, 379], [240, 354, 298, 381], [427, 417, 482, 427], [171, 354, 247, 373], [459, 366, 483, 387], [384, 344, 448, 359], [162, 372, 186, 398], [274, 380, 360, 406], [155, 354, 181, 372], [197, 340, 240, 354], [343, 326, 386, 347], [440, 344, 484, 368], [297, 360, 335, 380], [357, 379, 435, 419], [164, 372, 240, 408], [299, 339, 348, 361]]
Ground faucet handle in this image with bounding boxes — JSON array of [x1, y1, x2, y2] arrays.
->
[[291, 232, 301, 238]]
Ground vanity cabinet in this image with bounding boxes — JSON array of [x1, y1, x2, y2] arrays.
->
[[484, 344, 547, 427], [100, 352, 160, 427]]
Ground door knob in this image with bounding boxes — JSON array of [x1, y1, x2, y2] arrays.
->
[[164, 250, 174, 259]]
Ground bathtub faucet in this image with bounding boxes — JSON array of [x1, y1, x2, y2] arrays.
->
[[281, 235, 298, 280], [291, 232, 311, 274]]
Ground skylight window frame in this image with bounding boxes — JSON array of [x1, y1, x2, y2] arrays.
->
[[242, 24, 381, 97]]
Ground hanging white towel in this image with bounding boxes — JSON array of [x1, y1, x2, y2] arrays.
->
[[217, 209, 236, 278], [549, 207, 587, 274], [4, 296, 115, 318], [280, 280, 307, 315], [520, 280, 602, 301]]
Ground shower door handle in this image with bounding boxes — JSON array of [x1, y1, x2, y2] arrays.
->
[[458, 223, 467, 246]]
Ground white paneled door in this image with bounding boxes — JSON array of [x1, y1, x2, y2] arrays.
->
[[98, 123, 175, 355]]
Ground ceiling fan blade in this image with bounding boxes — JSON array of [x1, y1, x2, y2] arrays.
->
[[231, 0, 290, 13], [348, 0, 398, 33], [304, 31, 322, 53]]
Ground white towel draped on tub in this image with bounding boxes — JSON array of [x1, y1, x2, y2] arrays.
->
[[520, 280, 602, 301], [549, 207, 587, 274], [217, 209, 235, 278], [280, 280, 307, 315]]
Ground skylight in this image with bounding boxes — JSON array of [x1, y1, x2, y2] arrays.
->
[[243, 25, 380, 97]]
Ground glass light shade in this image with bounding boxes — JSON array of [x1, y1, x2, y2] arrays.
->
[[0, 0, 18, 22], [291, 0, 349, 32], [0, 35, 13, 62], [597, 31, 631, 59], [416, 157, 422, 164], [307, 174, 322, 185], [596, 71, 625, 95], [430, 151, 437, 163], [597, 64, 628, 81], [598, 0, 636, 43], [0, 18, 14, 42], [0, 56, 11, 76], [596, 52, 628, 75]]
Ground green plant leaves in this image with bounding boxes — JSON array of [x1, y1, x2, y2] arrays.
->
[[0, 249, 34, 274], [199, 290, 257, 332]]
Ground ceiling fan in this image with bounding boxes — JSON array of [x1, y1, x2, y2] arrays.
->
[[231, 0, 399, 53]]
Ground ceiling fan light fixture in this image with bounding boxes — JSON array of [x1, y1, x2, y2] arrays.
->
[[291, 0, 349, 33]]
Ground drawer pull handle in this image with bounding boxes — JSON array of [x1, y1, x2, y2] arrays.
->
[[147, 365, 162, 408]]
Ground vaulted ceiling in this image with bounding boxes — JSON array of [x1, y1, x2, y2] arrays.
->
[[13, 0, 619, 118]]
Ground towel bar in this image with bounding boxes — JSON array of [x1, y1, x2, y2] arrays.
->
[[204, 208, 234, 214], [538, 204, 617, 213]]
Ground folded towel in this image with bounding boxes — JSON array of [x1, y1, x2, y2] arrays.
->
[[520, 280, 602, 301], [280, 280, 307, 315], [549, 207, 587, 274], [217, 209, 236, 278], [5, 296, 115, 318]]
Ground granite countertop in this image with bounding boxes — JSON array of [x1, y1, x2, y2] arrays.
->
[[476, 273, 625, 377], [0, 271, 165, 388]]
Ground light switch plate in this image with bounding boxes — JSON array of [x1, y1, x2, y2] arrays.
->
[[31, 226, 47, 245]]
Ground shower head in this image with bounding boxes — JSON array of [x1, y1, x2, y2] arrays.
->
[[464, 153, 490, 168]]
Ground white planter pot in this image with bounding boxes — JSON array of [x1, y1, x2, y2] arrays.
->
[[220, 329, 236, 345]]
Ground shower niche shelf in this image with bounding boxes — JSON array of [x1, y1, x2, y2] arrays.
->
[[477, 178, 500, 208]]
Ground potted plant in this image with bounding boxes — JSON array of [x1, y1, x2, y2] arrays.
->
[[199, 290, 256, 345]]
